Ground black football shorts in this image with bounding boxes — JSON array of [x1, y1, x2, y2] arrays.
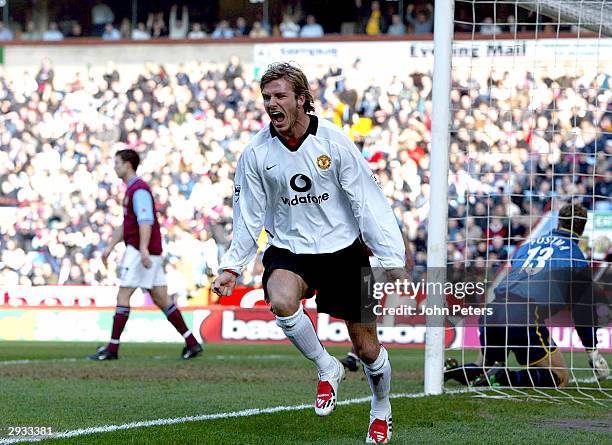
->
[[262, 238, 376, 323]]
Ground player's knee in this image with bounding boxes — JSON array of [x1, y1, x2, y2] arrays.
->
[[268, 291, 300, 317], [150, 294, 161, 306], [117, 295, 130, 307], [267, 270, 306, 317], [267, 275, 302, 316], [116, 287, 135, 306], [353, 341, 380, 364], [150, 291, 169, 308]]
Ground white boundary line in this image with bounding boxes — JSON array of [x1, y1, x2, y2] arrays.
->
[[0, 355, 289, 366], [0, 377, 607, 444], [0, 389, 474, 444], [0, 368, 612, 445], [0, 359, 78, 366]]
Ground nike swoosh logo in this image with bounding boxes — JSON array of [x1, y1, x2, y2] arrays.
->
[[265, 164, 277, 171]]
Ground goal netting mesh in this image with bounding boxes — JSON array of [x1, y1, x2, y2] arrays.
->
[[440, 0, 612, 403]]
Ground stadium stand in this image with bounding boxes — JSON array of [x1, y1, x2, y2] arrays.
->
[[1, 55, 609, 293]]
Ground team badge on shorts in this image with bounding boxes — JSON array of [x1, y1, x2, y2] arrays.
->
[[317, 155, 331, 170]]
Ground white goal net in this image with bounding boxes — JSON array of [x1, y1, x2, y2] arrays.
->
[[429, 0, 612, 403]]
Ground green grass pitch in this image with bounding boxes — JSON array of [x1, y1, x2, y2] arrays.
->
[[0, 342, 609, 444]]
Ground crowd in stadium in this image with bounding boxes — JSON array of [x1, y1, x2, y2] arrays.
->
[[0, 53, 610, 293], [0, 0, 575, 42]]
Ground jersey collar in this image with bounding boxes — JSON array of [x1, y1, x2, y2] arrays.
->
[[126, 176, 140, 188], [270, 114, 318, 152], [554, 227, 580, 238]]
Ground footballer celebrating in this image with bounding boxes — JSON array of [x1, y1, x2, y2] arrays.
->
[[212, 62, 407, 443], [89, 149, 203, 361]]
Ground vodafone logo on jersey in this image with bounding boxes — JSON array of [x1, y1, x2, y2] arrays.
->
[[289, 174, 312, 192], [281, 193, 329, 206], [281, 173, 329, 206]]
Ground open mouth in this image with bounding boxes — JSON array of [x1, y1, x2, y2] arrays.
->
[[270, 110, 285, 125]]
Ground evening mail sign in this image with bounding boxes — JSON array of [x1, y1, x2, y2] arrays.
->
[[254, 38, 612, 69]]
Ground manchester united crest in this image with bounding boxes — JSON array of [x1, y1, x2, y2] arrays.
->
[[316, 155, 331, 170]]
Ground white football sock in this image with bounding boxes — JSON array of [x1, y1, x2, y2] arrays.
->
[[276, 306, 336, 379], [363, 346, 392, 419]]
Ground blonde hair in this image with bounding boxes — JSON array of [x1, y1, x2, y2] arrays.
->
[[260, 62, 315, 113]]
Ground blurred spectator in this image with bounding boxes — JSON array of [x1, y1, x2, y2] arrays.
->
[[387, 14, 406, 35], [188, 23, 206, 39], [175, 63, 190, 85], [119, 18, 131, 39], [249, 21, 269, 38], [102, 22, 121, 40], [34, 58, 54, 90], [67, 22, 83, 38], [132, 22, 150, 40], [42, 22, 63, 41], [224, 55, 243, 82], [480, 17, 502, 35], [169, 5, 189, 39], [299, 14, 324, 38], [595, 171, 612, 211], [235, 17, 249, 37], [147, 12, 167, 38], [0, 21, 14, 41], [280, 14, 300, 37], [454, 7, 474, 33], [509, 217, 527, 245], [364, 1, 387, 35], [505, 15, 518, 34], [20, 20, 42, 40], [405, 4, 434, 34], [211, 20, 234, 39], [91, 0, 114, 36], [102, 61, 119, 87]]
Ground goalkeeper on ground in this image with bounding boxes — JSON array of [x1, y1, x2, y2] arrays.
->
[[445, 203, 610, 387]]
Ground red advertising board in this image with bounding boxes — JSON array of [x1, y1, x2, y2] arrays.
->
[[1, 285, 609, 351], [196, 305, 461, 348]]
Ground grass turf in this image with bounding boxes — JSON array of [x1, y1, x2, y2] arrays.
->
[[0, 342, 609, 444]]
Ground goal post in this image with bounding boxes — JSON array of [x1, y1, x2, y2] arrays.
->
[[425, 0, 455, 396], [425, 0, 612, 397]]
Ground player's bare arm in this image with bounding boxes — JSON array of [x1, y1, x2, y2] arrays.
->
[[102, 226, 124, 264], [138, 223, 153, 269]]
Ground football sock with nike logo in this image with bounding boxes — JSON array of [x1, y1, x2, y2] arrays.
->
[[363, 346, 392, 418]]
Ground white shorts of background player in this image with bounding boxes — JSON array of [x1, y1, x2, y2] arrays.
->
[[118, 245, 167, 289]]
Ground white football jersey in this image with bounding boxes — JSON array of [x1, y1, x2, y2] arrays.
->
[[219, 116, 405, 273]]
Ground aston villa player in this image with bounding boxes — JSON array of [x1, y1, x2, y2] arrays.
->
[[89, 149, 202, 361]]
